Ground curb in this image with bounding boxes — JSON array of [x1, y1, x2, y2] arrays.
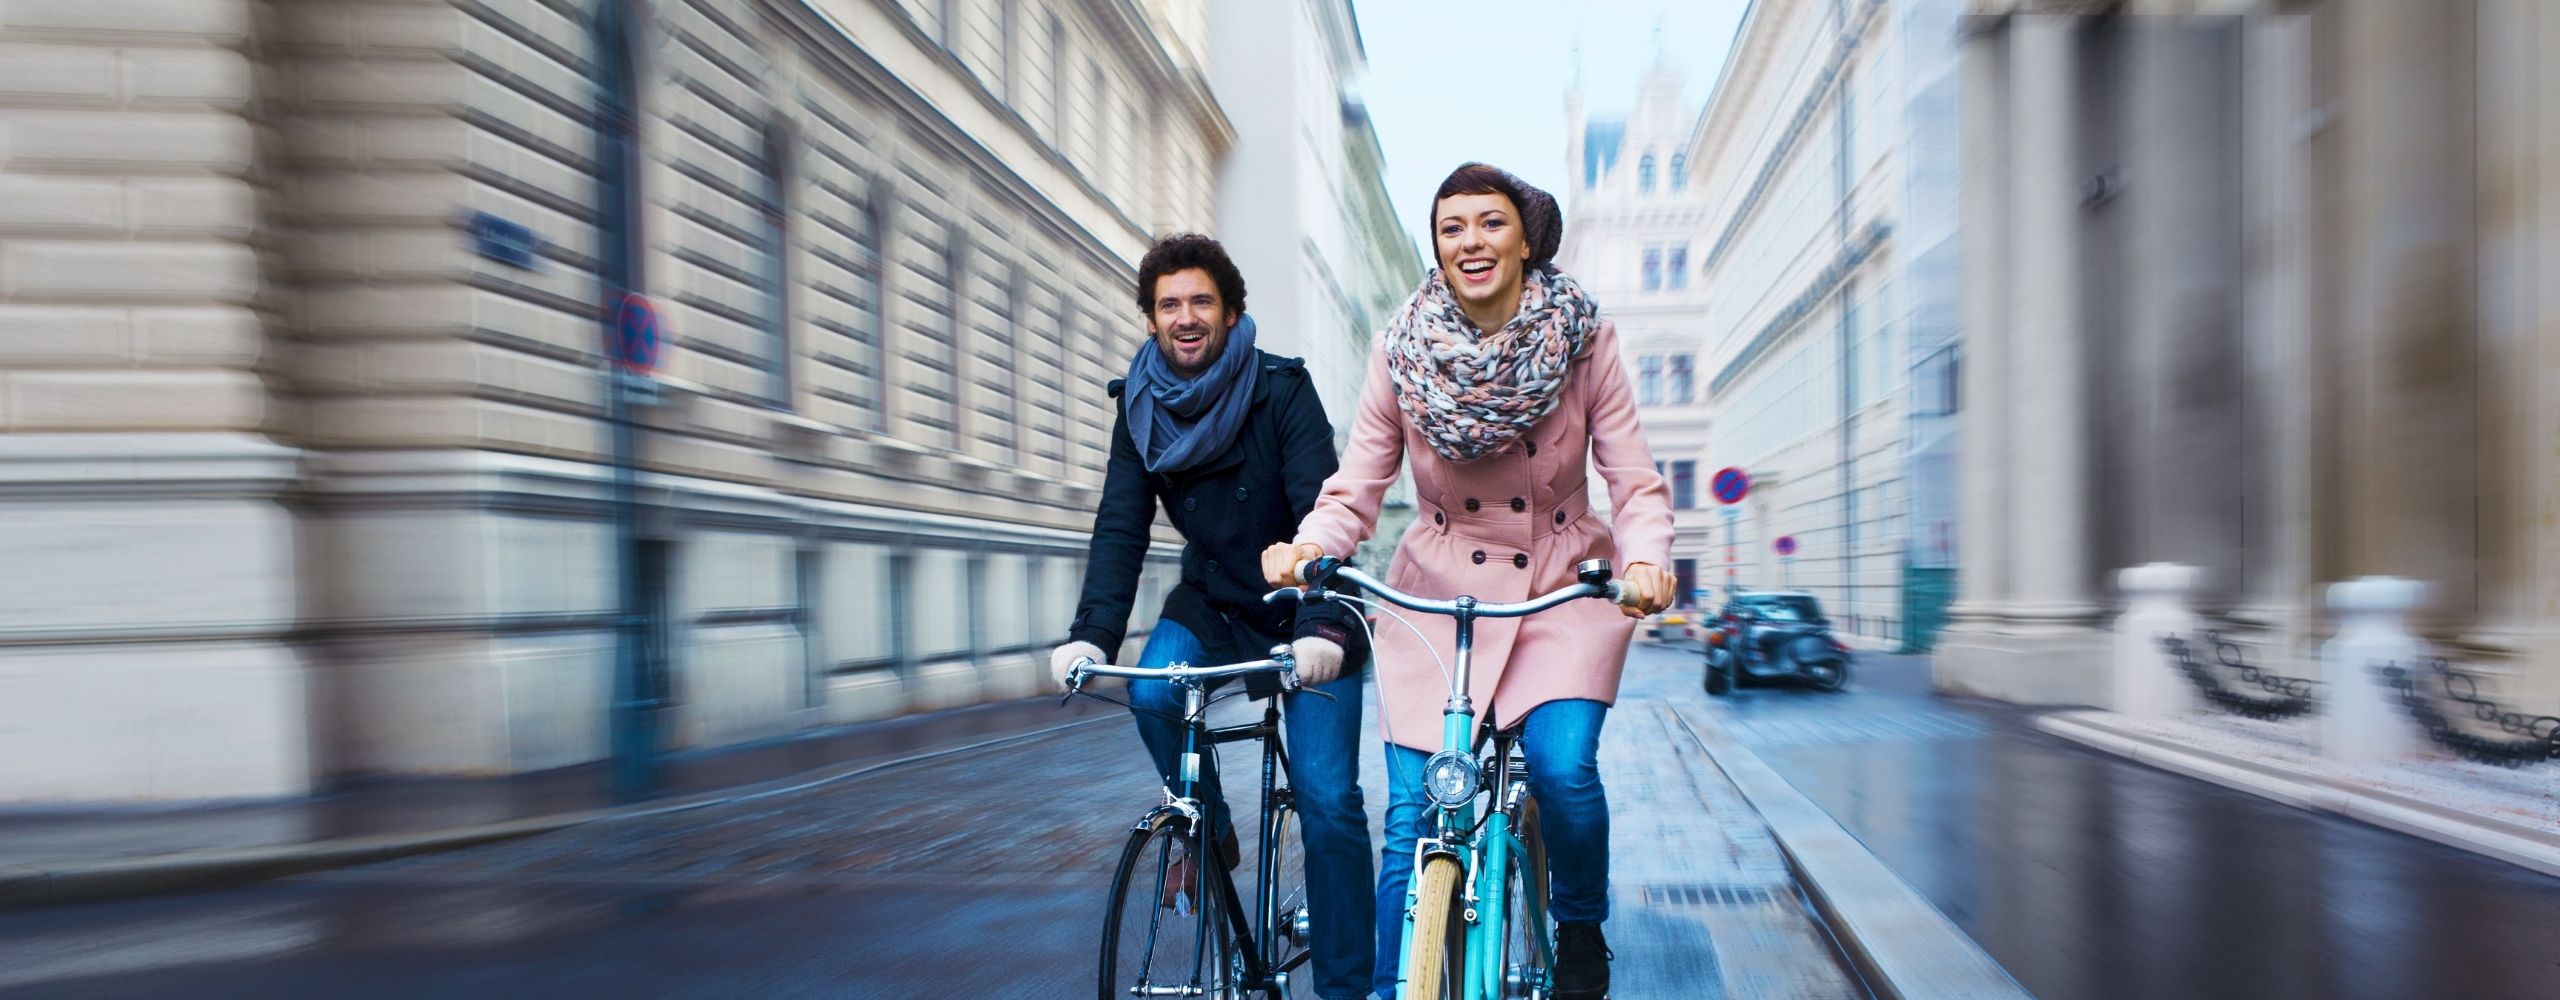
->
[[1666, 707, 2033, 1000], [2038, 711, 2560, 880], [0, 714, 1115, 909]]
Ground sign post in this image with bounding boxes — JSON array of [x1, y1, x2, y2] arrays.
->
[[607, 292, 665, 802], [1775, 534, 1797, 587], [1712, 467, 1750, 602]]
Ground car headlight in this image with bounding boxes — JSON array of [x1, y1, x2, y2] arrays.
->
[[1422, 750, 1480, 809]]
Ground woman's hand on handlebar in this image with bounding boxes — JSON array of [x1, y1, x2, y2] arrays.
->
[[1618, 562, 1677, 619], [1262, 541, 1326, 588]]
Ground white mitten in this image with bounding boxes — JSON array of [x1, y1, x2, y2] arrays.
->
[[1050, 641, 1107, 691], [1290, 635, 1344, 689]]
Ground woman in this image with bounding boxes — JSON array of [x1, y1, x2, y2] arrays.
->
[[1262, 163, 1675, 1000]]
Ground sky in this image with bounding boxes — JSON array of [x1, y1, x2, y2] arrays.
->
[[1350, 0, 1756, 261]]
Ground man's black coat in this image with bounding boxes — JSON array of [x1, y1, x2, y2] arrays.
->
[[1067, 350, 1369, 687]]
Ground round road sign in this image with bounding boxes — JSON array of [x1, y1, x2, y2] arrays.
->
[[612, 292, 664, 374], [1712, 466, 1750, 506], [1775, 535, 1798, 557]]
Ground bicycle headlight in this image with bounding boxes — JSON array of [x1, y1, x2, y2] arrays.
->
[[1422, 750, 1480, 809]]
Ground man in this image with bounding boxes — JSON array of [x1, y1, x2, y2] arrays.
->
[[1051, 233, 1374, 1000]]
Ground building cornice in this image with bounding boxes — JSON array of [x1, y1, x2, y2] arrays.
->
[[772, 0, 1147, 275], [1709, 219, 1892, 397], [1079, 0, 1237, 148]]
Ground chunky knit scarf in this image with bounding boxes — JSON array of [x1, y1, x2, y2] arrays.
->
[[1382, 265, 1602, 463]]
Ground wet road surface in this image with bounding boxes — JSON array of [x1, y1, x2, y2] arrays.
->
[[1689, 644, 2560, 1000], [1, 652, 1863, 999]]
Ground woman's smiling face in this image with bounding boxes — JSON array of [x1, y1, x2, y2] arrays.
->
[[1434, 190, 1529, 323]]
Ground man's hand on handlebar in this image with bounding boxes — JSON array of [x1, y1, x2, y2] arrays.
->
[[1617, 562, 1677, 619], [1262, 541, 1326, 588]]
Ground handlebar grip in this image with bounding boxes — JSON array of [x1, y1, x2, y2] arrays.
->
[[1604, 581, 1646, 610], [1296, 555, 1344, 587]]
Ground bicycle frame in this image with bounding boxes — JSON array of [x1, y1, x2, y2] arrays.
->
[[1072, 651, 1313, 996], [1296, 558, 1621, 1000]]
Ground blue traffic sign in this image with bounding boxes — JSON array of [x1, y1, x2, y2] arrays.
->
[[612, 293, 663, 374], [1712, 466, 1750, 505], [1775, 535, 1798, 557]]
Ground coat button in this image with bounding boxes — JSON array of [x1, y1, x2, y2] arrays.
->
[[1509, 497, 1525, 512], [1183, 497, 1198, 512], [1526, 441, 1538, 457], [1434, 512, 1446, 525], [1513, 553, 1529, 569], [1465, 498, 1481, 513], [1234, 487, 1248, 502], [1554, 510, 1567, 525], [1471, 550, 1486, 565]]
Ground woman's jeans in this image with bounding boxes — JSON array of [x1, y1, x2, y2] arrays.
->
[[1125, 619, 1376, 1000], [1372, 698, 1611, 999]]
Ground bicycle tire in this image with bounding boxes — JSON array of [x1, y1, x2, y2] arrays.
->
[[1501, 796, 1552, 996], [1100, 814, 1230, 1000], [1264, 803, 1313, 998], [1400, 855, 1467, 1000]]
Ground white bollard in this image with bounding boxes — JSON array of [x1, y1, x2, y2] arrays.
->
[[2320, 577, 2425, 765], [2112, 563, 2203, 718]]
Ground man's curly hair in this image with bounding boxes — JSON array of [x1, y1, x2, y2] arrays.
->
[[1134, 233, 1247, 317]]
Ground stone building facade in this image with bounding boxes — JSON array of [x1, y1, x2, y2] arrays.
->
[[1939, 0, 2560, 714], [0, 0, 1233, 801], [1569, 0, 1967, 645]]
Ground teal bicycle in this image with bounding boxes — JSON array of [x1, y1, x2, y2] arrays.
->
[[1289, 555, 1635, 1000]]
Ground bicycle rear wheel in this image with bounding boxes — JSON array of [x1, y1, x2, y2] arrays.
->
[[1400, 855, 1467, 1000], [1100, 814, 1232, 999]]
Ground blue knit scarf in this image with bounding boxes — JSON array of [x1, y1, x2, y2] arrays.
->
[[1124, 313, 1260, 474]]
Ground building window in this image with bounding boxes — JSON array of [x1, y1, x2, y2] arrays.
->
[[1669, 460, 1697, 510], [1671, 152, 1688, 191], [1669, 354, 1693, 404], [1641, 247, 1661, 291], [754, 124, 792, 409], [1667, 245, 1688, 289], [1048, 13, 1068, 149], [1639, 354, 1663, 405], [594, 1, 642, 305], [1673, 557, 1698, 608], [1638, 152, 1656, 193]]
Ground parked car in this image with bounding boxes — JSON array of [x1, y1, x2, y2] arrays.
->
[[1702, 590, 1852, 695]]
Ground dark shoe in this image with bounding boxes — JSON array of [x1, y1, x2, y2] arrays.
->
[[1552, 921, 1612, 999], [1159, 830, 1243, 910]]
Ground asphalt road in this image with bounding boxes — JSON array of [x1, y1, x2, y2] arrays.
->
[[0, 648, 1864, 999]]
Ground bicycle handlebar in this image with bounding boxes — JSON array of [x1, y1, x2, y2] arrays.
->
[[1288, 556, 1643, 616], [1067, 648, 1300, 693]]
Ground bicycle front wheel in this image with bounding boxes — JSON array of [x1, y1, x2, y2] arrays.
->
[[1501, 796, 1552, 997], [1400, 854, 1467, 1000], [1264, 803, 1313, 998], [1100, 815, 1231, 999]]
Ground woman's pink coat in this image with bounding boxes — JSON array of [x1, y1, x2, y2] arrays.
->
[[1295, 319, 1674, 751]]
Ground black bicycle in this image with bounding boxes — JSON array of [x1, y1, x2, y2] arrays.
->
[[1067, 642, 1317, 999]]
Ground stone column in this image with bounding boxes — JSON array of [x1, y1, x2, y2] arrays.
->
[[1948, 13, 2012, 629], [2003, 13, 2099, 627], [2335, 0, 2479, 631], [2233, 8, 2330, 659], [2467, 0, 2560, 708], [2123, 17, 2245, 607]]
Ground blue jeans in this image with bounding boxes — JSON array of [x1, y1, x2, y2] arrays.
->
[[1126, 620, 1376, 1000], [1373, 699, 1611, 999]]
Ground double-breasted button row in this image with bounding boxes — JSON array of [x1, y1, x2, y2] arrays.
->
[[1469, 549, 1531, 569], [1461, 496, 1528, 513], [1180, 488, 1250, 514]]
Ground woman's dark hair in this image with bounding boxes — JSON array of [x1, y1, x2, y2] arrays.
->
[[1429, 162, 1562, 268], [1133, 233, 1247, 316]]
